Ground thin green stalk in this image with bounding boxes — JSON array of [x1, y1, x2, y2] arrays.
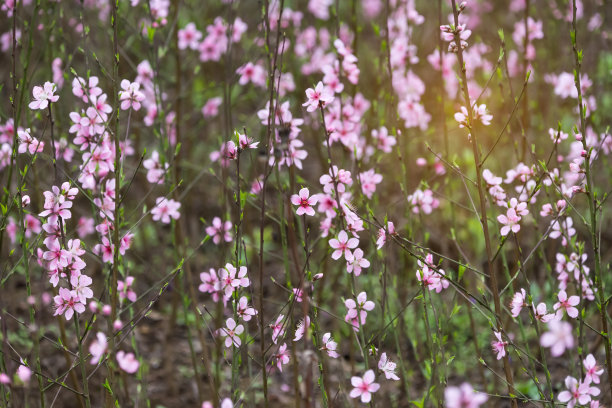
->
[[570, 0, 612, 399], [450, 1, 517, 406], [74, 318, 91, 408]]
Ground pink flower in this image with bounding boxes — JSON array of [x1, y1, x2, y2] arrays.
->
[[0, 373, 10, 384], [151, 197, 181, 224], [497, 208, 521, 236], [178, 22, 202, 50], [270, 314, 286, 344], [407, 188, 439, 214], [220, 318, 244, 348], [236, 296, 257, 321], [345, 248, 370, 276], [345, 292, 375, 330], [583, 354, 603, 384], [349, 369, 380, 403], [201, 97, 223, 118], [217, 263, 250, 296], [540, 320, 574, 357], [119, 80, 145, 111], [116, 351, 139, 374], [510, 288, 527, 317], [329, 230, 359, 260], [89, 332, 108, 365], [70, 274, 93, 304], [17, 128, 44, 154], [444, 383, 488, 408], [553, 290, 580, 319], [303, 81, 334, 112], [558, 376, 600, 408], [532, 302, 556, 323], [293, 316, 310, 341], [274, 343, 290, 372], [320, 332, 339, 358], [376, 221, 395, 250], [359, 169, 383, 199], [378, 352, 399, 381], [16, 364, 32, 384], [206, 217, 233, 244], [53, 287, 85, 320], [94, 237, 114, 264], [28, 81, 59, 110], [236, 62, 266, 87], [491, 331, 508, 360], [118, 276, 137, 303], [291, 188, 318, 216]]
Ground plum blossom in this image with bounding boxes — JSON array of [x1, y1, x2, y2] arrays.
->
[[116, 351, 139, 374], [540, 320, 574, 356], [376, 221, 395, 250], [497, 208, 522, 236], [346, 248, 370, 276], [220, 318, 244, 348], [119, 80, 145, 111], [29, 82, 59, 110], [236, 296, 257, 321], [329, 230, 359, 261], [178, 22, 202, 50], [118, 276, 137, 303], [206, 217, 233, 244], [584, 354, 603, 384], [345, 292, 375, 330], [217, 263, 250, 296], [491, 331, 508, 360], [303, 81, 334, 112], [407, 188, 439, 214], [143, 151, 168, 184], [274, 343, 290, 372], [320, 332, 339, 358], [18, 128, 44, 154], [378, 352, 400, 380], [533, 302, 556, 323], [270, 314, 286, 344], [53, 287, 85, 320], [151, 197, 181, 224], [510, 288, 527, 317], [293, 316, 310, 341], [553, 290, 579, 319], [444, 383, 488, 408], [558, 376, 600, 408], [201, 97, 223, 118], [349, 370, 380, 403], [89, 332, 108, 365], [291, 188, 318, 216]]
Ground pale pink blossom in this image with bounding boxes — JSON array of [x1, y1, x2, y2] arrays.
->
[[584, 354, 604, 385], [220, 318, 244, 348], [29, 81, 59, 110], [540, 320, 574, 356], [378, 352, 399, 380], [445, 383, 488, 408], [151, 197, 181, 224], [491, 331, 508, 360], [320, 332, 339, 358], [116, 351, 139, 374], [558, 376, 600, 408], [291, 188, 318, 216], [303, 81, 334, 112], [349, 369, 380, 403], [89, 332, 108, 365], [553, 290, 580, 319], [329, 230, 359, 260]]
